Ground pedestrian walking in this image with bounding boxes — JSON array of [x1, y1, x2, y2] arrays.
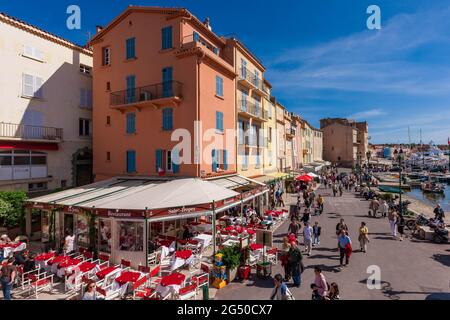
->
[[381, 200, 389, 218], [312, 221, 321, 246], [369, 197, 380, 217], [0, 257, 16, 300], [303, 222, 313, 256], [338, 184, 343, 196], [335, 218, 348, 236], [332, 184, 338, 197], [313, 266, 329, 299], [317, 195, 324, 214], [388, 209, 398, 238], [288, 242, 305, 287], [281, 237, 292, 281], [337, 229, 352, 268], [288, 219, 301, 240], [270, 274, 294, 300], [358, 222, 369, 253]]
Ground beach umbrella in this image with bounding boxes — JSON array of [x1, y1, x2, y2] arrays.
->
[[295, 175, 313, 182]]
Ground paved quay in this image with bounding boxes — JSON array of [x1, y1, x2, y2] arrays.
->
[[215, 185, 450, 300]]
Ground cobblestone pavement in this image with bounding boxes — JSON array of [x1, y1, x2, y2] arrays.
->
[[215, 185, 450, 300]]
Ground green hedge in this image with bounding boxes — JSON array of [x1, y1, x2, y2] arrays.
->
[[0, 191, 28, 229]]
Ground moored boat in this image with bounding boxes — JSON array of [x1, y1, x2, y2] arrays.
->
[[421, 182, 445, 193]]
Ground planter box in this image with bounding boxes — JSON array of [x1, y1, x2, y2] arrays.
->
[[226, 267, 238, 283], [237, 265, 251, 281]]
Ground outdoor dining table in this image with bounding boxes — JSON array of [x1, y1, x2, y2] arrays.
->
[[171, 250, 193, 271], [35, 252, 56, 269], [113, 270, 145, 296], [249, 244, 264, 251], [96, 266, 120, 280], [192, 233, 212, 249], [221, 239, 240, 248], [0, 242, 26, 258], [156, 272, 186, 298], [56, 257, 83, 278]]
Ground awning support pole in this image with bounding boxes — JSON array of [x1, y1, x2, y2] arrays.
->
[[212, 200, 216, 258], [145, 207, 149, 268]]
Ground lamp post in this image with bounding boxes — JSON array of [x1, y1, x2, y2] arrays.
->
[[393, 148, 404, 215], [357, 151, 362, 186], [366, 151, 372, 191]]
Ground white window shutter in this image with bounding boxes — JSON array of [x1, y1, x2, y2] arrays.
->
[[35, 77, 43, 98], [23, 74, 34, 97], [35, 48, 44, 61]]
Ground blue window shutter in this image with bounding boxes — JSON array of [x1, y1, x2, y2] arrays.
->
[[126, 113, 136, 134], [216, 76, 223, 96], [213, 47, 218, 55], [127, 150, 136, 173], [126, 38, 135, 59], [155, 149, 163, 172], [212, 149, 217, 172], [172, 148, 180, 173], [238, 121, 243, 144], [242, 91, 247, 111], [163, 108, 173, 130], [193, 32, 199, 42], [162, 27, 172, 49], [216, 112, 223, 131], [223, 150, 228, 170], [162, 67, 173, 97], [126, 75, 136, 103]]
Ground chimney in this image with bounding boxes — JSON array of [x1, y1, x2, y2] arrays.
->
[[203, 18, 212, 31], [96, 25, 103, 33]]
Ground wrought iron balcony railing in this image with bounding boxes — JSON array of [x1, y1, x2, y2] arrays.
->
[[0, 122, 63, 141], [110, 81, 182, 107]]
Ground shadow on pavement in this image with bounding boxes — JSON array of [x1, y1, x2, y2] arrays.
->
[[431, 254, 450, 267], [307, 254, 339, 260]]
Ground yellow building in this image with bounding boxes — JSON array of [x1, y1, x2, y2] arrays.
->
[[228, 38, 269, 178], [263, 81, 277, 175]]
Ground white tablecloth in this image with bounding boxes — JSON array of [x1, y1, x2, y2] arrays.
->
[[156, 283, 182, 299], [170, 255, 194, 271], [2, 242, 26, 258], [160, 241, 175, 261], [193, 234, 212, 249]]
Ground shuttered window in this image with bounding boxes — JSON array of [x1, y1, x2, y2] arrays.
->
[[126, 150, 136, 173], [162, 108, 173, 131], [126, 113, 136, 134], [126, 38, 136, 59], [216, 112, 224, 132], [215, 76, 223, 97], [161, 26, 173, 49], [22, 74, 43, 98]]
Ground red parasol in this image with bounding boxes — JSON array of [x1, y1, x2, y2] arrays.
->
[[295, 175, 313, 182]]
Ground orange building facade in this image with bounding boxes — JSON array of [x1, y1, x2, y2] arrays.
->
[[90, 7, 237, 181]]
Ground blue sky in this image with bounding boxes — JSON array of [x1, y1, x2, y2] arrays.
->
[[2, 0, 450, 144]]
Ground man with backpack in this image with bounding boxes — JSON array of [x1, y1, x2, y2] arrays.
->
[[288, 242, 305, 288]]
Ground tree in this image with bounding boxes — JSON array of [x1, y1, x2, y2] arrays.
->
[[0, 191, 28, 229]]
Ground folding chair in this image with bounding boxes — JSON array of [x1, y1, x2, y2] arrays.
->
[[22, 272, 54, 299]]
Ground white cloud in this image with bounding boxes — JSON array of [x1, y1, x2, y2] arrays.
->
[[348, 109, 386, 120], [267, 6, 450, 95]]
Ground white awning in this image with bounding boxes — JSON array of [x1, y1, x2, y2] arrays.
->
[[206, 174, 265, 190], [28, 177, 238, 212]]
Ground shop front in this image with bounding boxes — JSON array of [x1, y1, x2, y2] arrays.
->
[[25, 177, 269, 267]]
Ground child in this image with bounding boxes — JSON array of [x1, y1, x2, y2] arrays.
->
[[310, 283, 322, 300], [312, 221, 321, 246]]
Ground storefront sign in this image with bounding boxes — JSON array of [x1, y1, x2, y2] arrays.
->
[[96, 209, 145, 219]]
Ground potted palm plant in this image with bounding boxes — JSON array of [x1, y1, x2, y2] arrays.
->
[[218, 245, 242, 283]]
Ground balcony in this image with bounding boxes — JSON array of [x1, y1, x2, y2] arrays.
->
[[238, 68, 269, 96], [0, 122, 63, 142], [238, 100, 268, 121], [286, 128, 295, 138], [110, 81, 182, 112]]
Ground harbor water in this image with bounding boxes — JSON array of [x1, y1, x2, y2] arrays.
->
[[407, 184, 450, 212]]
